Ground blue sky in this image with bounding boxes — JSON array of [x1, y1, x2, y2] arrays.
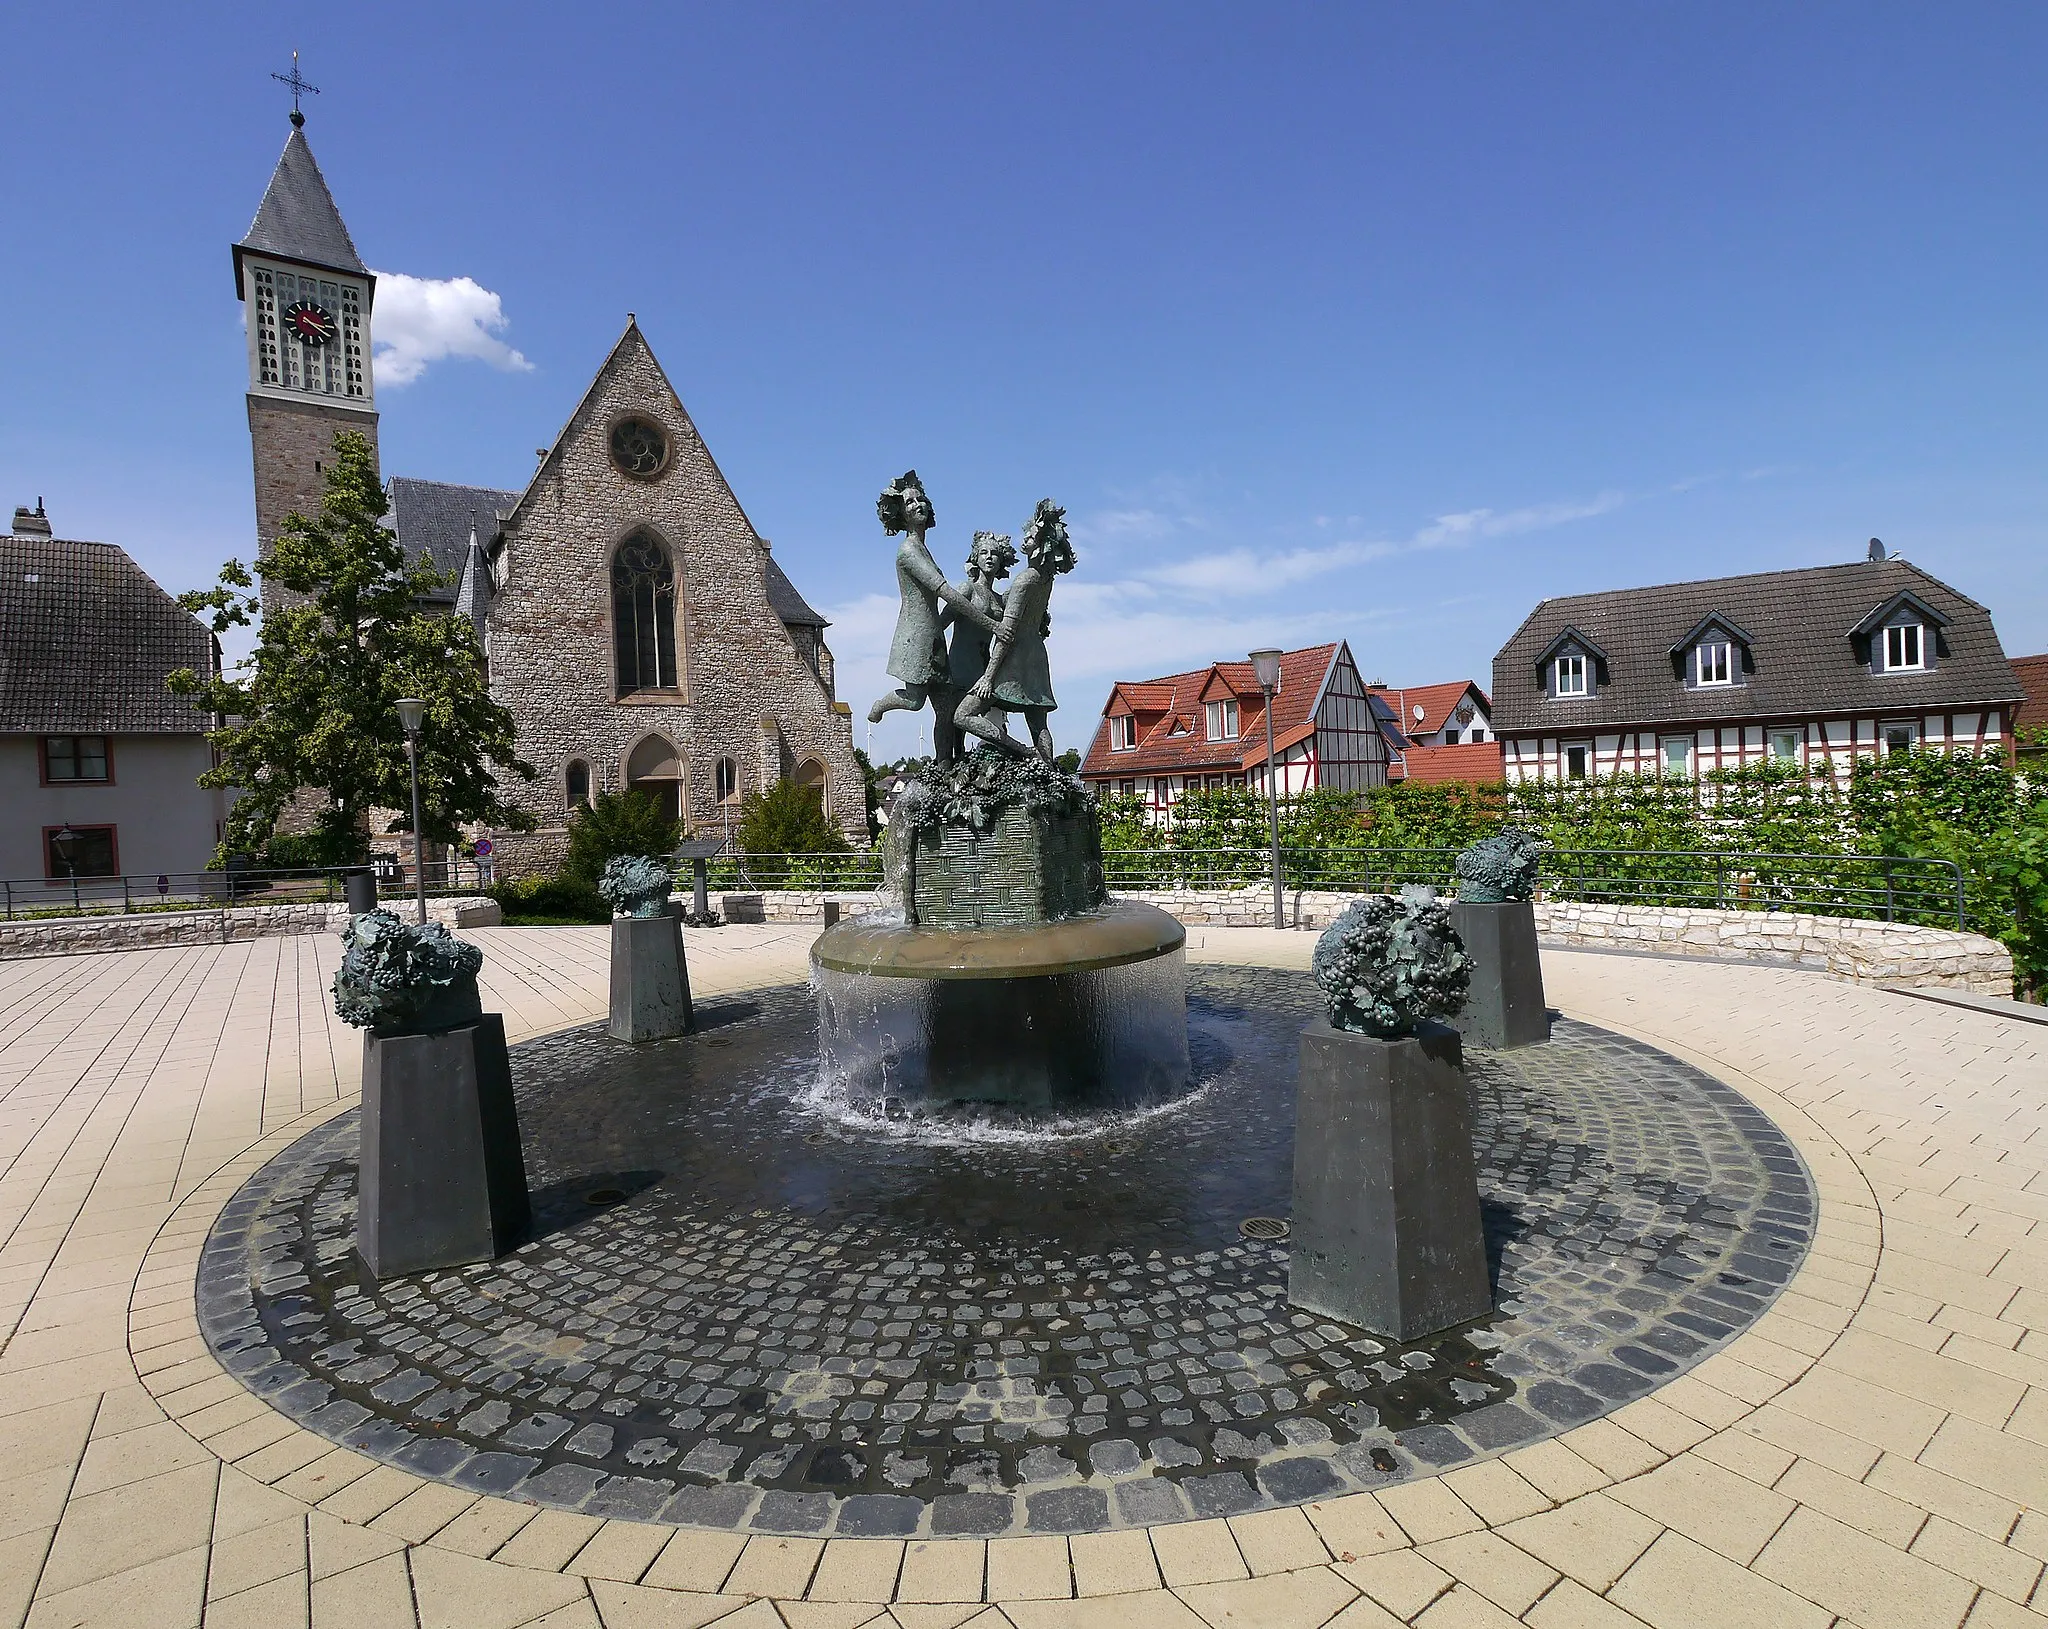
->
[[4, 3, 2044, 759]]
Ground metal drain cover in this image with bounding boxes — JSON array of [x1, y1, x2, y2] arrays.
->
[[1239, 1216, 1290, 1241], [585, 1188, 627, 1207]]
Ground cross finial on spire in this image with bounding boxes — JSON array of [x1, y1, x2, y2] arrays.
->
[[272, 51, 319, 127]]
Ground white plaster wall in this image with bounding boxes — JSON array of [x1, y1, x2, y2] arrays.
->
[[0, 735, 225, 892]]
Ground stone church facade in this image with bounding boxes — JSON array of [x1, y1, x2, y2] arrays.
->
[[231, 117, 863, 864]]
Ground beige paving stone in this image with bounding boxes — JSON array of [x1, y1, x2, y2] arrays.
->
[[23, 1541, 209, 1629], [523, 1600, 604, 1629], [1829, 1328, 2029, 1428], [229, 1431, 332, 1486], [1416, 1530, 1559, 1616], [1520, 1577, 1652, 1628], [1606, 1398, 1713, 1457], [781, 1606, 890, 1629], [1754, 1505, 1978, 1629], [984, 1537, 1070, 1602], [1302, 1495, 1405, 1563], [205, 1516, 306, 1599], [1607, 1455, 1796, 1565], [497, 1511, 610, 1574], [589, 1579, 754, 1628], [411, 1543, 591, 1629], [1548, 1421, 1662, 1483], [1224, 1506, 1328, 1574], [1001, 1596, 1205, 1629], [314, 1466, 421, 1526], [38, 1458, 217, 1595], [1330, 1549, 1452, 1619], [1375, 1478, 1483, 1543], [1174, 1566, 1357, 1629], [1497, 1494, 1661, 1594], [1923, 1413, 2048, 1509], [1150, 1520, 1248, 1588], [2010, 1510, 2048, 1561], [888, 1608, 984, 1629], [895, 1542, 983, 1604], [1953, 1591, 2048, 1629], [1910, 1514, 2045, 1602], [0, 1527, 56, 1629], [270, 1448, 379, 1508], [1686, 1428, 1794, 1487], [642, 1530, 748, 1595], [1437, 1460, 1551, 1526], [1317, 1598, 1403, 1629], [1609, 1531, 1830, 1629], [1737, 1401, 1883, 1478], [421, 1496, 538, 1559], [1499, 1442, 1610, 1503], [212, 1466, 306, 1541], [0, 1399, 96, 1483], [535, 1520, 668, 1591], [728, 1538, 826, 1601], [204, 1569, 312, 1629], [368, 1483, 478, 1544], [310, 1550, 417, 1629], [1775, 1456, 1927, 1544], [1409, 1585, 1524, 1627], [1068, 1530, 1158, 1598], [807, 1542, 905, 1604], [0, 1467, 77, 1547]]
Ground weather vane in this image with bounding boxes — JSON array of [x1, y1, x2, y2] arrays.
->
[[272, 51, 319, 128]]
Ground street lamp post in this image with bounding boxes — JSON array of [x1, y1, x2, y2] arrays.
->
[[50, 824, 80, 913], [395, 698, 428, 925], [1249, 649, 1285, 930]]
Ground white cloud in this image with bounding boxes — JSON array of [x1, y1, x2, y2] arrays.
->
[[369, 270, 534, 388]]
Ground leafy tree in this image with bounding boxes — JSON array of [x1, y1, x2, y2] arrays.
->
[[737, 778, 850, 855], [169, 432, 533, 865], [853, 747, 883, 843], [1053, 747, 1082, 775], [562, 790, 682, 886]]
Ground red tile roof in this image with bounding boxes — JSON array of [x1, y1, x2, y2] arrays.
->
[[2013, 654, 2048, 745], [1393, 740, 1507, 785], [1080, 644, 1341, 780], [1367, 679, 1489, 739]]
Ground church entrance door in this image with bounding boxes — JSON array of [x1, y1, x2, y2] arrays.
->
[[625, 735, 684, 824]]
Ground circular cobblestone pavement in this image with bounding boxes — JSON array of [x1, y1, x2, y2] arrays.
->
[[196, 967, 1813, 1536]]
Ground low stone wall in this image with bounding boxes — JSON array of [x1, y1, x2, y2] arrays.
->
[[720, 891, 885, 925], [0, 896, 502, 961], [703, 883, 2013, 997]]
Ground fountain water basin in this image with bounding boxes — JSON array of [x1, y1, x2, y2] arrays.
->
[[812, 899, 1189, 1115]]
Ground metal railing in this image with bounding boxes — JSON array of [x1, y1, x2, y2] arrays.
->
[[703, 851, 887, 893], [0, 858, 498, 921], [1098, 845, 1968, 930]]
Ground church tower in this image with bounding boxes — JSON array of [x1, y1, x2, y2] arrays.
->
[[232, 110, 377, 611]]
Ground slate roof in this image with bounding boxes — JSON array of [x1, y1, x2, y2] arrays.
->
[[1491, 558, 2024, 733], [233, 127, 368, 289], [388, 479, 520, 605], [763, 553, 829, 627], [0, 536, 214, 734], [1080, 644, 1401, 779]]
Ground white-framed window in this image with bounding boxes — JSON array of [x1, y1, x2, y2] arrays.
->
[[1119, 779, 1136, 797], [1770, 730, 1801, 762], [1661, 736, 1693, 776], [1555, 654, 1588, 697], [1883, 622, 1925, 671], [1694, 641, 1732, 686], [1564, 744, 1590, 780], [1883, 721, 1919, 754], [1204, 699, 1240, 742], [1108, 714, 1136, 751], [1153, 777, 1171, 803]]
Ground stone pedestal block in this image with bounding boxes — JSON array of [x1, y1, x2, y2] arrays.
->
[[359, 1016, 529, 1278], [1288, 1018, 1492, 1341], [610, 915, 693, 1042], [1452, 899, 1550, 1050]]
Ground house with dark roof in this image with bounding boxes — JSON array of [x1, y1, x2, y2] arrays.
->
[[0, 506, 228, 886], [1079, 642, 1405, 816], [1365, 679, 1506, 784], [225, 114, 862, 856], [1490, 543, 2024, 783]]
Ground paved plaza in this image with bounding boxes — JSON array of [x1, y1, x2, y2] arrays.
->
[[2, 924, 2047, 1628]]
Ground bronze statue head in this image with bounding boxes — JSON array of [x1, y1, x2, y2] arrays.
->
[[877, 470, 935, 536], [968, 530, 1017, 582], [1021, 500, 1075, 574]]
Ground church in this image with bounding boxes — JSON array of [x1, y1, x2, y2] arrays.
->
[[232, 114, 865, 868]]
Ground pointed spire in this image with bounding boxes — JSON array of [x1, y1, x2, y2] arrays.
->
[[236, 125, 366, 276], [454, 526, 491, 646]]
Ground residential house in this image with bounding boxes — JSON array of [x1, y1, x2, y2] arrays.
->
[[1490, 543, 2023, 782], [2011, 653, 2047, 758], [0, 504, 229, 889], [1079, 642, 1405, 817], [1369, 679, 1507, 785]]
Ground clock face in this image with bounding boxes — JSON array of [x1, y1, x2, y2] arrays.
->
[[284, 299, 338, 347]]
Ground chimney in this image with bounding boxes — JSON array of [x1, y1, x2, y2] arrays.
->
[[11, 498, 50, 538]]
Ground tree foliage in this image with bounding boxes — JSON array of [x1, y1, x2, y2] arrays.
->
[[168, 433, 533, 865], [737, 779, 850, 855], [562, 790, 682, 886]]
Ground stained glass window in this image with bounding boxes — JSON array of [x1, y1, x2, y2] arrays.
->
[[613, 533, 678, 693]]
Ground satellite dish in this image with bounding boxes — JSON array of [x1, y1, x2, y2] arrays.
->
[[1868, 538, 1886, 561], [1413, 704, 1426, 722]]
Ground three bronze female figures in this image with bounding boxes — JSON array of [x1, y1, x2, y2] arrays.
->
[[867, 470, 1075, 764]]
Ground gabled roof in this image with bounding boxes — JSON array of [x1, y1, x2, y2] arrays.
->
[[233, 126, 368, 294], [1367, 679, 1489, 738], [1392, 739, 1506, 785], [1080, 644, 1343, 778], [1492, 558, 2022, 732], [1534, 624, 1609, 668], [388, 479, 519, 606], [1847, 587, 1951, 639], [763, 554, 829, 628], [1668, 612, 1756, 657], [0, 536, 215, 734]]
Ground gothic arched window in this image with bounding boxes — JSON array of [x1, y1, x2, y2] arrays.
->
[[613, 532, 678, 695], [715, 756, 737, 803], [565, 759, 591, 810]]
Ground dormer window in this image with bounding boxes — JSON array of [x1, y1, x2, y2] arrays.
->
[[1555, 655, 1587, 697], [1883, 623, 1925, 672], [1694, 641, 1732, 686], [1109, 714, 1136, 751], [1204, 699, 1239, 741]]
